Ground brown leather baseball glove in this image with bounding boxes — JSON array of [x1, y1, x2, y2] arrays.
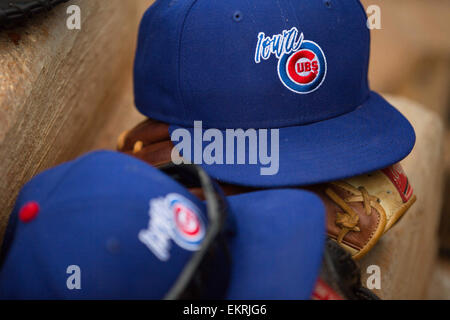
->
[[117, 119, 416, 260]]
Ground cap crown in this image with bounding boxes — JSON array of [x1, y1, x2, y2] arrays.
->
[[134, 0, 370, 129]]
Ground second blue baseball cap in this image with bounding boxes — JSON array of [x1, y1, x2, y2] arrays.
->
[[0, 151, 325, 300], [134, 0, 415, 187]]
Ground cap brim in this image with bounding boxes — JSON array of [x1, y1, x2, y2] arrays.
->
[[225, 189, 325, 300], [170, 92, 416, 187]]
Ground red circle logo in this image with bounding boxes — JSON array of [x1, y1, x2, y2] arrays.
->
[[286, 49, 320, 85], [174, 204, 201, 238]]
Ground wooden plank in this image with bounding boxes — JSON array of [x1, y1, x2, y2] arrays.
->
[[0, 0, 148, 243], [360, 0, 450, 119], [359, 96, 445, 299], [69, 0, 154, 152], [361, 0, 450, 267], [84, 74, 145, 152], [427, 258, 450, 300]]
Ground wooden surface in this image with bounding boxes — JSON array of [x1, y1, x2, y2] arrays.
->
[[0, 0, 153, 244], [361, 0, 450, 119], [361, 0, 450, 270], [359, 96, 445, 299], [427, 258, 450, 300], [85, 75, 145, 152]]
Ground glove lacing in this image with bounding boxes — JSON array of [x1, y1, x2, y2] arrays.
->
[[325, 181, 385, 244]]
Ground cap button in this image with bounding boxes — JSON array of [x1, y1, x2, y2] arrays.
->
[[233, 11, 243, 22], [19, 201, 40, 223]]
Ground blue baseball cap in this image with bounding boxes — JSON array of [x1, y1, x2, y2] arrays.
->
[[134, 0, 415, 187], [0, 151, 325, 300]]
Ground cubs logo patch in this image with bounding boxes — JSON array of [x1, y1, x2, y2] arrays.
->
[[255, 27, 327, 94], [169, 194, 205, 250], [139, 193, 206, 261]]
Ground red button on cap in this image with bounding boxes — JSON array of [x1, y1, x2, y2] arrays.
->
[[19, 202, 40, 223]]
